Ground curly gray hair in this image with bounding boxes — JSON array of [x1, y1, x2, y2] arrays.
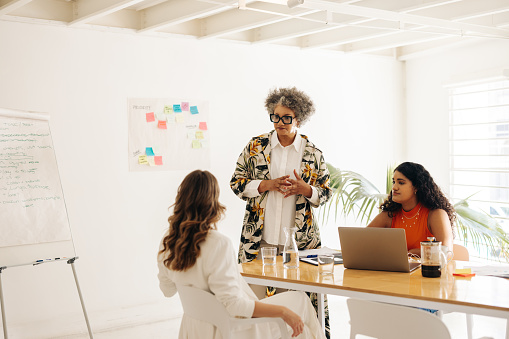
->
[[264, 87, 315, 126]]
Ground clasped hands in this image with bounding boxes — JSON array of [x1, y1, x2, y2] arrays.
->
[[263, 169, 312, 198]]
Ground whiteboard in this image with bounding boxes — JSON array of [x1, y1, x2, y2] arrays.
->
[[128, 98, 210, 171], [0, 108, 75, 267]]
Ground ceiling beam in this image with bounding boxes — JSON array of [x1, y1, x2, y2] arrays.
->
[[302, 25, 402, 49], [287, 0, 509, 38], [0, 0, 33, 16], [343, 30, 450, 54], [69, 0, 145, 26], [253, 15, 349, 44], [253, 0, 463, 46], [200, 2, 317, 39], [139, 0, 236, 33]]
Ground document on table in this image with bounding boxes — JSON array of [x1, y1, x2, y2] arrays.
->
[[457, 262, 509, 278], [299, 246, 342, 266]]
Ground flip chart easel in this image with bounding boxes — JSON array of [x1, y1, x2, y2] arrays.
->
[[0, 108, 93, 338]]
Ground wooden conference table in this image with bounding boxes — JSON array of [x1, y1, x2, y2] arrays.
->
[[240, 257, 509, 338]]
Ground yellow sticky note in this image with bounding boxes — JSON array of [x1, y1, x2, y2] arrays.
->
[[196, 131, 204, 139], [454, 268, 472, 274], [175, 114, 185, 123], [138, 155, 148, 165], [192, 140, 201, 149], [164, 105, 173, 114]]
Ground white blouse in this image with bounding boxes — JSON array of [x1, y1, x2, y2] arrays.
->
[[158, 230, 256, 318], [157, 230, 326, 339]]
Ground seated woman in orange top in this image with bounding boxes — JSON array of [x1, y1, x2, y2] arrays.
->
[[368, 162, 455, 256]]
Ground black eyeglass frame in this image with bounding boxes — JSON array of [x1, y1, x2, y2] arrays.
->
[[270, 114, 293, 125]]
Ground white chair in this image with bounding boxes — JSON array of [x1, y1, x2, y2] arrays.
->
[[437, 243, 474, 339], [176, 284, 290, 339], [347, 298, 451, 339]]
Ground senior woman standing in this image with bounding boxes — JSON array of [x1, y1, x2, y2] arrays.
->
[[230, 87, 332, 337]]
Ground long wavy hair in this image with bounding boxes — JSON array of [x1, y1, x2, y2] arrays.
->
[[159, 170, 226, 271], [380, 162, 456, 227]]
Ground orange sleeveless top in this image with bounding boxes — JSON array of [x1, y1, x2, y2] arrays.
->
[[391, 203, 434, 251]]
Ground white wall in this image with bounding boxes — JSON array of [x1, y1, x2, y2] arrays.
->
[[0, 20, 404, 337], [405, 39, 509, 191]]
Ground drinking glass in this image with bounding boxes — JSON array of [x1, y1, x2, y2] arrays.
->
[[318, 254, 335, 275], [261, 247, 277, 266]]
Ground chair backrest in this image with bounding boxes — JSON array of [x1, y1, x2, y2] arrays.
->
[[177, 284, 233, 339], [347, 298, 451, 339], [453, 244, 469, 261]]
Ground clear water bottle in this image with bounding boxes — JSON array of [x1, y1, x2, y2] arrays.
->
[[283, 227, 299, 269]]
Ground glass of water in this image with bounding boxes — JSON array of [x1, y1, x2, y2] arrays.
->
[[261, 247, 277, 266], [318, 254, 335, 275]]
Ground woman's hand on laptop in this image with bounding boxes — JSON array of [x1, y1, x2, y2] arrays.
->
[[408, 248, 421, 257]]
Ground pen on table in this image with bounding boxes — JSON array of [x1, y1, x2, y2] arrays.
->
[[305, 255, 317, 258]]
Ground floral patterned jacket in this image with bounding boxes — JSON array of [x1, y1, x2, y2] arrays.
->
[[230, 131, 332, 263]]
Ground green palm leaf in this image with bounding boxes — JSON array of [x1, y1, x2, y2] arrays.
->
[[321, 163, 387, 224], [454, 198, 509, 260]]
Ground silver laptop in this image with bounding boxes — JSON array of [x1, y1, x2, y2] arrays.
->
[[338, 227, 421, 273]]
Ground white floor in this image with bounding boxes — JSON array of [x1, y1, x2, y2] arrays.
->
[[62, 295, 507, 339]]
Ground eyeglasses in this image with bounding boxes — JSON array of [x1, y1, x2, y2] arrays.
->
[[270, 114, 293, 125]]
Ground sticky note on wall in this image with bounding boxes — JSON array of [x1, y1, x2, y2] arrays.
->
[[190, 106, 199, 114], [154, 156, 163, 166], [146, 147, 155, 156], [181, 102, 189, 111], [199, 122, 207, 130], [164, 105, 173, 114], [173, 104, 182, 113], [158, 120, 167, 129], [138, 155, 148, 165], [192, 140, 201, 149], [175, 114, 184, 123], [196, 131, 204, 139], [146, 112, 155, 122]]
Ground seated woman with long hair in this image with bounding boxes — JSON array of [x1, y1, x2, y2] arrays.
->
[[157, 170, 325, 339], [368, 162, 455, 256]]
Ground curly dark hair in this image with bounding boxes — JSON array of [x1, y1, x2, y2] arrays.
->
[[265, 87, 315, 126], [159, 170, 226, 271], [380, 162, 456, 227]]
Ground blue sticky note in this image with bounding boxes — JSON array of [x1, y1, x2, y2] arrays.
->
[[146, 147, 155, 156], [173, 104, 182, 113], [190, 106, 199, 114]]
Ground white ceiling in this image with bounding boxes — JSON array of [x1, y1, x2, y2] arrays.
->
[[1, 0, 509, 59]]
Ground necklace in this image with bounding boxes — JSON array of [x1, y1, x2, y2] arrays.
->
[[401, 204, 422, 228]]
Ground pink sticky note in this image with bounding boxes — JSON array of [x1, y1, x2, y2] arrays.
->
[[181, 102, 190, 111], [154, 156, 163, 165], [146, 112, 155, 122], [158, 120, 167, 129], [199, 122, 208, 130]]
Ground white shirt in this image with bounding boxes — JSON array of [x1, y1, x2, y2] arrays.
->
[[243, 133, 319, 245], [157, 230, 326, 339]]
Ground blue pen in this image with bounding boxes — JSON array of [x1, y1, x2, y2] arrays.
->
[[306, 255, 318, 258]]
